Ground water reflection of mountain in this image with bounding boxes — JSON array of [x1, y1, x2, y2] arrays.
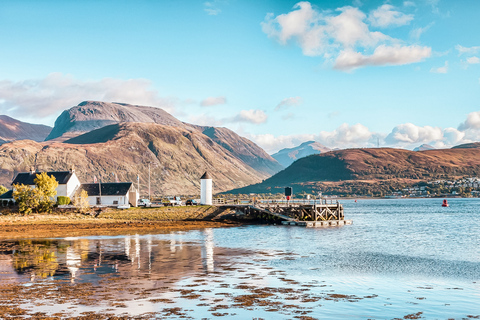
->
[[0, 229, 222, 286]]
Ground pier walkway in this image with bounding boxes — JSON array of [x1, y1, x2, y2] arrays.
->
[[218, 199, 352, 228]]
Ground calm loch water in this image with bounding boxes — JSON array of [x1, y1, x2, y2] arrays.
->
[[0, 198, 479, 319]]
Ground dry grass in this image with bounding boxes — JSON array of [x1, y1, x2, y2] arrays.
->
[[0, 206, 240, 239], [98, 205, 219, 221]]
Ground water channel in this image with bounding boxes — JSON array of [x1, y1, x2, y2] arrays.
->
[[0, 198, 479, 319]]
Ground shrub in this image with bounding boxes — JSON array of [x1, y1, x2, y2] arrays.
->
[[13, 173, 58, 214], [57, 196, 71, 205], [73, 190, 90, 214]]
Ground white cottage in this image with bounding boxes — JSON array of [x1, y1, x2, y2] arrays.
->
[[11, 167, 81, 201], [78, 182, 138, 207]]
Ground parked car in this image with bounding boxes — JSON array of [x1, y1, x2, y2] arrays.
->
[[166, 196, 183, 206], [138, 199, 152, 207], [186, 199, 199, 206]]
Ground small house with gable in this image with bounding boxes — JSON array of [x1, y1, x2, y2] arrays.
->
[[11, 167, 81, 201], [0, 190, 14, 207], [78, 182, 139, 207]]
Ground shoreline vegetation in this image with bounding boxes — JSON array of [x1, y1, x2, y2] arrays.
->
[[0, 206, 242, 239]]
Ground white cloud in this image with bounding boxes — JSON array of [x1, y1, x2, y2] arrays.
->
[[261, 2, 327, 57], [262, 2, 431, 71], [247, 133, 316, 154], [188, 114, 225, 127], [385, 123, 443, 145], [275, 96, 303, 111], [249, 123, 376, 153], [466, 56, 480, 64], [250, 111, 480, 154], [458, 111, 480, 131], [232, 109, 268, 124], [251, 109, 480, 154], [189, 109, 269, 127], [368, 4, 413, 28], [334, 45, 431, 70], [200, 96, 227, 107], [352, 0, 363, 7], [442, 127, 466, 146], [430, 61, 448, 73], [328, 6, 388, 49], [410, 22, 434, 40], [317, 123, 373, 146], [426, 0, 440, 14], [0, 73, 174, 124], [456, 45, 480, 56], [403, 1, 416, 7], [204, 1, 221, 15]]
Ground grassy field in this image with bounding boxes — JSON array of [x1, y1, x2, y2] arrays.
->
[[0, 205, 240, 238]]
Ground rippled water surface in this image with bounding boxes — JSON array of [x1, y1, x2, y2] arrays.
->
[[1, 198, 479, 319]]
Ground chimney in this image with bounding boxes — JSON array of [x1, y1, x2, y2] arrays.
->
[[30, 167, 35, 174], [69, 165, 75, 173]]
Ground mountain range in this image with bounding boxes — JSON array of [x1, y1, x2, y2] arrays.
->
[[2, 101, 480, 197], [226, 146, 480, 196], [0, 101, 282, 195]]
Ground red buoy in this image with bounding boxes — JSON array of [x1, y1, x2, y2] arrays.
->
[[442, 199, 449, 207]]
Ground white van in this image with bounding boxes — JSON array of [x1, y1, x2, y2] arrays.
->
[[166, 196, 182, 206]]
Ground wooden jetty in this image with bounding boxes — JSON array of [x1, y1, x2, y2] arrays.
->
[[221, 199, 352, 228]]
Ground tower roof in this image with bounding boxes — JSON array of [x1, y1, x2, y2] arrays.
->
[[200, 171, 212, 179]]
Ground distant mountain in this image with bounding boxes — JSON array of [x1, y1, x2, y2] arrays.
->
[[45, 101, 188, 141], [225, 147, 480, 196], [1, 122, 272, 195], [0, 115, 51, 145], [271, 141, 331, 168], [45, 101, 282, 176], [451, 142, 480, 149], [1, 101, 283, 194], [413, 144, 435, 151]]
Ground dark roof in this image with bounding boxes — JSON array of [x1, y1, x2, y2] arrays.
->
[[79, 182, 133, 196], [0, 190, 13, 199], [201, 171, 212, 179], [12, 171, 74, 186]]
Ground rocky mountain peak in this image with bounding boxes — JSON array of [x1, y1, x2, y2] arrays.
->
[[45, 101, 185, 141], [271, 140, 331, 168]]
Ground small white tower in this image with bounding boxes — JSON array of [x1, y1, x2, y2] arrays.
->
[[200, 172, 212, 205]]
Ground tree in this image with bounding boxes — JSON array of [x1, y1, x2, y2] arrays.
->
[[13, 184, 40, 214], [13, 173, 58, 214], [74, 190, 90, 214], [0, 185, 8, 195], [34, 173, 58, 213]]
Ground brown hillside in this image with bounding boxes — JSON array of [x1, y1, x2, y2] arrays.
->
[[451, 142, 480, 149], [0, 123, 268, 195], [0, 115, 51, 144], [200, 126, 281, 175], [227, 147, 480, 195], [44, 101, 282, 175]]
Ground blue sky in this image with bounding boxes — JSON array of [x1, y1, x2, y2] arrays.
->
[[0, 0, 479, 153]]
